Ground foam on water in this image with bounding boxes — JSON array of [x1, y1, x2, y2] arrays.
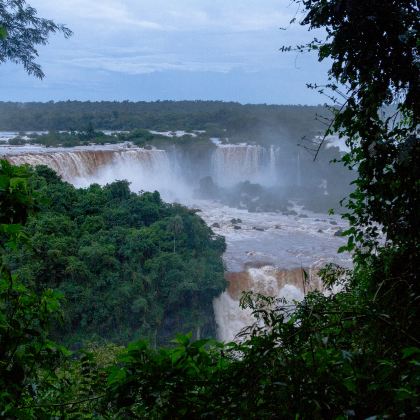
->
[[3, 145, 191, 203], [3, 144, 351, 342], [192, 199, 350, 271], [73, 148, 192, 203], [213, 266, 306, 342]]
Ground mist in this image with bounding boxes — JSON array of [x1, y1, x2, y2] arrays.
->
[[3, 130, 354, 214]]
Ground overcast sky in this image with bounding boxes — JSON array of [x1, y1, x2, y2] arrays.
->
[[1, 0, 331, 104]]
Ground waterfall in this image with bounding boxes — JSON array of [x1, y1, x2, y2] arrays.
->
[[3, 143, 349, 345], [5, 143, 282, 193], [269, 145, 277, 180], [211, 144, 279, 187], [213, 266, 322, 342], [4, 147, 191, 202], [81, 148, 191, 202], [297, 149, 302, 187], [5, 150, 116, 180]]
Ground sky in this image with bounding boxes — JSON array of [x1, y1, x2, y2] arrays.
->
[[1, 0, 331, 104]]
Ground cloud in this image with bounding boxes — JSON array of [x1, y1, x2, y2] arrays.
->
[[30, 1, 165, 36], [62, 54, 243, 74], [32, 0, 296, 33], [5, 1, 328, 103]]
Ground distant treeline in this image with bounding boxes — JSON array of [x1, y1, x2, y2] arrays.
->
[[0, 100, 330, 144]]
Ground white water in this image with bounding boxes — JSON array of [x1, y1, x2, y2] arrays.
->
[[194, 199, 350, 271], [2, 143, 351, 342], [195, 200, 349, 341], [72, 148, 192, 203], [213, 266, 306, 343], [3, 145, 191, 203], [211, 144, 280, 187], [0, 131, 49, 143]]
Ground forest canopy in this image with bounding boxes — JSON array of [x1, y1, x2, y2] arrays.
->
[[0, 101, 330, 145], [0, 0, 418, 418], [8, 165, 226, 346]]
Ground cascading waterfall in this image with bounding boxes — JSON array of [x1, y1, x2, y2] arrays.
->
[[5, 150, 115, 180], [213, 266, 323, 342], [3, 143, 349, 344], [4, 147, 191, 202], [211, 144, 279, 187], [77, 148, 192, 202], [297, 149, 302, 187], [269, 145, 277, 180], [5, 143, 282, 194]]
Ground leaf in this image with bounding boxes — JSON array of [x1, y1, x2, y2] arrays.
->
[[343, 377, 356, 393], [9, 177, 27, 191], [108, 367, 127, 386], [0, 26, 7, 40], [172, 333, 192, 346], [0, 224, 22, 235], [0, 174, 9, 189], [402, 347, 420, 359], [337, 245, 348, 253]]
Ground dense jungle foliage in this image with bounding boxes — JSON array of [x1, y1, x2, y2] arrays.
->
[[95, 0, 419, 416], [7, 164, 226, 346], [1, 0, 419, 418]]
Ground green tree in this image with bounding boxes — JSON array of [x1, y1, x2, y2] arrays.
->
[[0, 9, 73, 414], [289, 0, 419, 250], [103, 2, 419, 418], [0, 0, 72, 78], [0, 24, 6, 39], [0, 160, 66, 416], [9, 167, 226, 346], [167, 215, 184, 253], [289, 0, 419, 336]]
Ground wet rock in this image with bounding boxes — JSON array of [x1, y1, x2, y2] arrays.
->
[[317, 229, 323, 233], [233, 225, 242, 230], [330, 220, 338, 225], [197, 176, 219, 199], [299, 214, 308, 218], [230, 218, 242, 224], [275, 225, 281, 229], [252, 226, 265, 231], [334, 229, 344, 237], [283, 210, 298, 216], [211, 222, 220, 229]]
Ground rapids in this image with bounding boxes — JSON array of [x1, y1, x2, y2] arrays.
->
[[1, 142, 350, 341]]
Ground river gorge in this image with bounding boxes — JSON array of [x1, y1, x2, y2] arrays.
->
[[1, 138, 351, 341]]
